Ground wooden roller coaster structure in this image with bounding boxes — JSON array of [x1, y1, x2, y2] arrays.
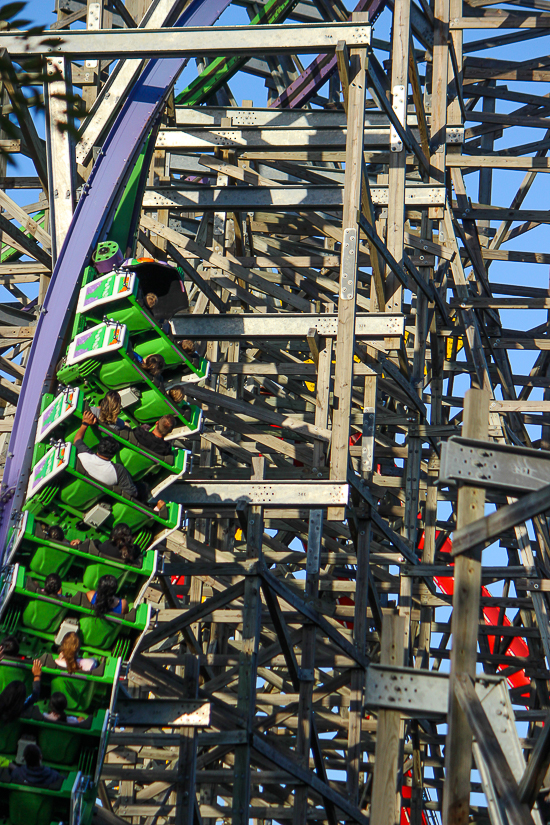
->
[[0, 0, 550, 823]]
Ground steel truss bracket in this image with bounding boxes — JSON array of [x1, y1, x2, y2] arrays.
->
[[439, 435, 550, 494], [168, 480, 349, 508], [115, 699, 212, 727]]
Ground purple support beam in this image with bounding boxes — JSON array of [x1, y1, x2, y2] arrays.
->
[[0, 0, 233, 553], [269, 0, 385, 109]]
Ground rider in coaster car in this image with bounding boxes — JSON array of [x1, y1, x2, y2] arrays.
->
[[55, 632, 97, 673], [0, 636, 20, 661], [43, 691, 85, 725], [0, 660, 42, 720], [86, 574, 129, 617], [72, 411, 139, 497], [89, 390, 130, 432], [10, 744, 65, 787], [41, 573, 63, 597], [72, 412, 169, 513], [72, 523, 141, 564], [134, 353, 166, 390], [132, 414, 176, 458]]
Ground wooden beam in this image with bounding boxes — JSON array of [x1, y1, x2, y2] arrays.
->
[[454, 673, 535, 825], [443, 389, 490, 825], [330, 19, 367, 487]]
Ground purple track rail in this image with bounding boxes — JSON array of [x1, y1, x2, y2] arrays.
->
[[270, 0, 384, 109], [0, 0, 233, 553]]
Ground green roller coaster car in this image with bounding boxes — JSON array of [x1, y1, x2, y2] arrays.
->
[[24, 441, 183, 533], [0, 632, 121, 714], [0, 769, 95, 825], [36, 387, 191, 494], [5, 511, 160, 586], [76, 268, 210, 385], [1, 565, 152, 659], [56, 320, 203, 434]]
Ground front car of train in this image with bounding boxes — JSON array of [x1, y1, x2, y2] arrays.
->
[[0, 243, 204, 825]]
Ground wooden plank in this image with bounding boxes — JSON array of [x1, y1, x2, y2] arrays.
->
[[452, 482, 550, 557], [179, 383, 332, 443], [233, 459, 264, 825], [330, 27, 367, 485], [518, 710, 550, 806], [385, 0, 410, 311], [0, 50, 48, 192], [176, 655, 200, 825], [45, 56, 76, 263], [443, 389, 490, 825], [451, 13, 550, 28], [453, 673, 535, 825], [0, 212, 50, 266], [370, 613, 406, 825]]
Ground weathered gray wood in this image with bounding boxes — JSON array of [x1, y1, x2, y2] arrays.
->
[[443, 389, 490, 825], [45, 56, 75, 264], [518, 711, 550, 806], [330, 25, 367, 487], [176, 655, 201, 825], [452, 482, 550, 556], [0, 21, 372, 57], [370, 613, 406, 825], [233, 458, 264, 825], [453, 673, 535, 825]]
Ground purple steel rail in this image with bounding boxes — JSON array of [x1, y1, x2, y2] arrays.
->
[[269, 0, 384, 109], [0, 0, 233, 552]]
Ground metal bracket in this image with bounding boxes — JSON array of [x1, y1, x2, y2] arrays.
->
[[340, 227, 357, 301], [446, 126, 464, 144], [439, 436, 550, 494], [361, 408, 375, 475], [390, 85, 406, 153]]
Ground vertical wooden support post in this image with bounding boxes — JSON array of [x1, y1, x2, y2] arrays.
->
[[330, 21, 367, 486], [362, 374, 376, 480], [404, 426, 422, 546], [415, 451, 440, 669], [233, 456, 264, 825], [126, 0, 150, 24], [82, 0, 102, 113], [176, 654, 200, 825], [347, 516, 371, 804], [410, 721, 424, 825], [385, 0, 410, 311], [443, 388, 490, 825], [313, 302, 333, 474], [293, 508, 323, 825], [431, 0, 450, 183], [370, 612, 407, 825], [45, 57, 76, 268]]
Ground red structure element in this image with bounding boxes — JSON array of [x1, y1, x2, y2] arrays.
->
[[418, 531, 530, 696]]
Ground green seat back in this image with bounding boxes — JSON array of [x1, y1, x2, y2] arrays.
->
[[9, 790, 54, 825], [22, 599, 67, 632], [98, 357, 139, 390], [110, 501, 152, 531], [79, 615, 121, 650], [0, 666, 32, 693], [134, 336, 182, 368], [83, 562, 119, 589], [30, 544, 72, 577], [83, 562, 138, 593], [132, 388, 174, 423], [59, 475, 102, 510], [102, 302, 151, 334], [38, 727, 80, 765], [50, 675, 97, 712], [117, 445, 156, 479], [0, 719, 21, 753]]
